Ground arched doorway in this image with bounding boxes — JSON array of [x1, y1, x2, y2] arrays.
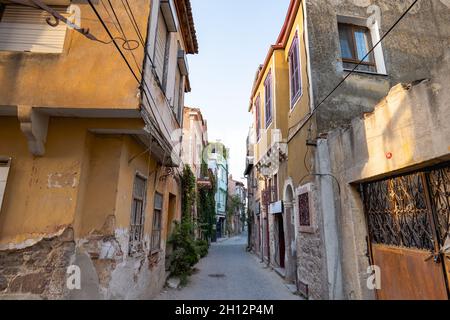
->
[[276, 214, 285, 268], [283, 182, 297, 283]]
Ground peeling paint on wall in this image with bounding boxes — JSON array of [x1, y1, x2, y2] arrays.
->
[[0, 225, 70, 251], [47, 172, 78, 189]]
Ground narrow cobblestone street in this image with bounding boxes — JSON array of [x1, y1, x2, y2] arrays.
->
[[156, 234, 301, 300]]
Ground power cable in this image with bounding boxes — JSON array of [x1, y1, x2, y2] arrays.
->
[[103, 0, 142, 72], [87, 0, 173, 157], [122, 0, 146, 47], [119, 1, 177, 109], [288, 0, 421, 138]]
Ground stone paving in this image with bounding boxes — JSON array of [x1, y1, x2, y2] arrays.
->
[[156, 233, 301, 300]]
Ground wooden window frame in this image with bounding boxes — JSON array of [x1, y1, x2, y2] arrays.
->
[[338, 23, 376, 67], [264, 71, 273, 128], [151, 192, 164, 252], [0, 4, 5, 20], [129, 174, 148, 256], [288, 32, 302, 107]]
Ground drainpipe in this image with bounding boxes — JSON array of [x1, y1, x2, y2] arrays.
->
[[316, 139, 344, 300]]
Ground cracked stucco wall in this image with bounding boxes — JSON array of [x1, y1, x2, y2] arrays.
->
[[0, 119, 180, 299], [321, 53, 450, 299], [305, 0, 450, 133]]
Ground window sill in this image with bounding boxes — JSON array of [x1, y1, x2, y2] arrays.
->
[[343, 68, 387, 77], [290, 92, 304, 113]]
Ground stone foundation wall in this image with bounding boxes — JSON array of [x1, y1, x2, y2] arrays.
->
[[296, 232, 327, 300], [0, 228, 75, 299], [0, 226, 167, 300]]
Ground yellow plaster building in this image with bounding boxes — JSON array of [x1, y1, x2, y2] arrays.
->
[[0, 0, 198, 299]]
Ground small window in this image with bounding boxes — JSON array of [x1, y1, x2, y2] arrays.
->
[[0, 5, 68, 53], [151, 192, 163, 251], [338, 23, 376, 73], [129, 175, 147, 255], [255, 95, 261, 141], [264, 72, 273, 128], [289, 32, 302, 106], [0, 157, 11, 212], [298, 193, 310, 227]]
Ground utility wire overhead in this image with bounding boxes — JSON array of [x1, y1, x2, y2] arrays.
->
[[118, 0, 175, 108], [288, 0, 421, 138], [86, 0, 174, 157]]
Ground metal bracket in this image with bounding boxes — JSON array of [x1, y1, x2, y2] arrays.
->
[[7, 0, 100, 42]]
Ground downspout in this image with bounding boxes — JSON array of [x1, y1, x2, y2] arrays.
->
[[316, 139, 344, 300]]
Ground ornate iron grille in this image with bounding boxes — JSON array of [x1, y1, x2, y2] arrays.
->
[[363, 172, 434, 251], [428, 166, 450, 246], [298, 193, 311, 227]]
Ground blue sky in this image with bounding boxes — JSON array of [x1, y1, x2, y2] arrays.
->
[[185, 0, 291, 182]]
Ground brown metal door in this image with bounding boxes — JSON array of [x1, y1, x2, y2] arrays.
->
[[362, 165, 450, 300], [428, 166, 450, 292]]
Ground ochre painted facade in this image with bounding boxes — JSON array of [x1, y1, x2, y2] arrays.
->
[[0, 0, 198, 299]]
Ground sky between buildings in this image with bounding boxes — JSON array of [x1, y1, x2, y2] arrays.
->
[[185, 0, 291, 183]]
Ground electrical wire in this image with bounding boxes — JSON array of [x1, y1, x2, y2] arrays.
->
[[87, 0, 140, 83], [103, 0, 142, 72], [110, 0, 175, 141], [86, 0, 174, 157], [122, 0, 146, 47], [288, 0, 421, 138], [118, 0, 184, 149], [119, 0, 177, 110]]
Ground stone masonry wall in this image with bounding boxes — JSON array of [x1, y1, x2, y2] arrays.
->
[[0, 228, 75, 299]]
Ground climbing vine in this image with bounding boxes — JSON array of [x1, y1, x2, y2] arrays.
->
[[197, 161, 217, 242], [181, 164, 196, 220], [167, 165, 203, 285], [226, 195, 244, 236]]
